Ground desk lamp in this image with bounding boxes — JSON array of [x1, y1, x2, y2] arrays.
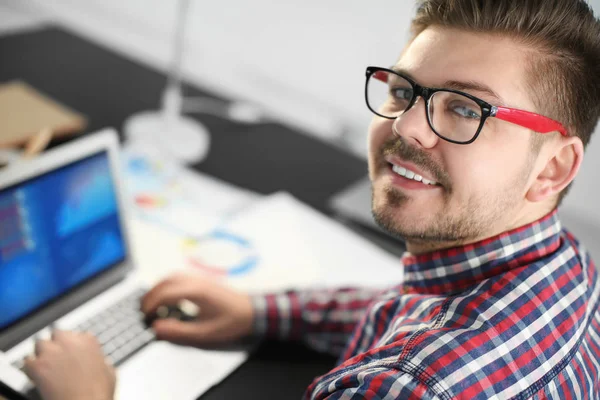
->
[[124, 0, 210, 163]]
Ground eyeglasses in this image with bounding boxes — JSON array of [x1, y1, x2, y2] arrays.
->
[[365, 66, 569, 145]]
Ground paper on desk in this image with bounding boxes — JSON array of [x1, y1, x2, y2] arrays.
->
[[121, 146, 259, 237], [129, 215, 321, 291], [220, 192, 404, 290], [130, 192, 403, 292]]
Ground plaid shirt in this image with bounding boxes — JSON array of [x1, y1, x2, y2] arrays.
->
[[253, 211, 600, 399]]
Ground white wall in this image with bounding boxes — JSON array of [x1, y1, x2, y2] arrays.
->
[[0, 2, 47, 35], [11, 0, 600, 253], [15, 0, 413, 142]]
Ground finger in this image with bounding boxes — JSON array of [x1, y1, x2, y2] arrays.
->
[[142, 278, 205, 315], [141, 275, 187, 313], [22, 356, 39, 381], [82, 331, 101, 348], [108, 363, 117, 380], [50, 328, 68, 342], [107, 364, 118, 392], [34, 339, 52, 357], [52, 329, 85, 348], [106, 356, 115, 367], [152, 319, 221, 346]]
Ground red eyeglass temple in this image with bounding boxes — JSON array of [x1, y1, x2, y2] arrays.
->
[[371, 70, 569, 137], [373, 71, 389, 83], [493, 107, 569, 137]]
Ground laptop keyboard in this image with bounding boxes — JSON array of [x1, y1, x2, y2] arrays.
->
[[12, 289, 155, 370], [79, 289, 155, 366]]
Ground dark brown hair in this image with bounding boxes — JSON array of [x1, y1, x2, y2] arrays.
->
[[411, 0, 600, 149]]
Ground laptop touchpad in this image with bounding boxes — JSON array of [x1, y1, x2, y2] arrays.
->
[[116, 342, 247, 400]]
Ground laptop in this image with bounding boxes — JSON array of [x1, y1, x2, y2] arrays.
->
[[0, 129, 247, 400]]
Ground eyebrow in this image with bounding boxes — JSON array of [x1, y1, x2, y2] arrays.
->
[[442, 80, 506, 106], [390, 66, 418, 81], [390, 66, 507, 106]]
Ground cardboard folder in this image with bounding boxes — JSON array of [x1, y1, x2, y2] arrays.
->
[[0, 81, 86, 148]]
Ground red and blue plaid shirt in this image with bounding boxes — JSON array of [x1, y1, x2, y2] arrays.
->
[[253, 211, 600, 399]]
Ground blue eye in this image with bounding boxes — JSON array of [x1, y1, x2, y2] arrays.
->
[[391, 87, 413, 101], [451, 105, 481, 119]]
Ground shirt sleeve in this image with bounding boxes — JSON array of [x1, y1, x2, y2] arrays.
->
[[251, 288, 383, 356], [306, 367, 442, 400]]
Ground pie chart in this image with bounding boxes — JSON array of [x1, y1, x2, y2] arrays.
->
[[183, 230, 258, 276]]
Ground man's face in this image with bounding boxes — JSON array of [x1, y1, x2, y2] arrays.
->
[[369, 27, 542, 252]]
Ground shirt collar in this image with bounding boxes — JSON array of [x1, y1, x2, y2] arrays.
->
[[401, 210, 563, 295]]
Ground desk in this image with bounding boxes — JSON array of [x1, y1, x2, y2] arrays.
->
[[0, 27, 372, 399]]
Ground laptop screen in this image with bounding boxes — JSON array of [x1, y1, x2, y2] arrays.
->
[[0, 151, 126, 330]]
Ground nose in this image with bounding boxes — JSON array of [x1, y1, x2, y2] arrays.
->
[[392, 97, 439, 149]]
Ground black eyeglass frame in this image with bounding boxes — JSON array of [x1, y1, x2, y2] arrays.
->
[[365, 66, 496, 145]]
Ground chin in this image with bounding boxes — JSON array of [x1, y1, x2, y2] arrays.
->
[[372, 182, 443, 234]]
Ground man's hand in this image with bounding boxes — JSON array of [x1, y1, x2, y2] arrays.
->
[[23, 330, 116, 400], [141, 273, 254, 347]]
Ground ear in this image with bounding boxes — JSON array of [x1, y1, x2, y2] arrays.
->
[[526, 136, 584, 203]]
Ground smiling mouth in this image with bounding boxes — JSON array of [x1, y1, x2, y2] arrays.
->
[[389, 163, 440, 186]]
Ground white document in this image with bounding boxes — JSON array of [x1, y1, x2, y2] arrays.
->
[[220, 192, 404, 290], [130, 192, 404, 292], [121, 146, 259, 238]]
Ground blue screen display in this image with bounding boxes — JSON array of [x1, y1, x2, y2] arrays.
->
[[0, 152, 126, 330]]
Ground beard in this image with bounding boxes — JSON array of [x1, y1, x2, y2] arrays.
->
[[371, 137, 529, 247]]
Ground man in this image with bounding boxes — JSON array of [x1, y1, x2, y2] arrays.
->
[[24, 0, 600, 398]]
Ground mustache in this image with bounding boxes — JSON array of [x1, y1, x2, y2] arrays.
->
[[380, 137, 451, 189]]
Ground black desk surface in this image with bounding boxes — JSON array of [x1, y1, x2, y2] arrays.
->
[[0, 27, 371, 399]]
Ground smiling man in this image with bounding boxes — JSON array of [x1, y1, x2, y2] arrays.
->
[[367, 26, 581, 253], [25, 1, 600, 399]]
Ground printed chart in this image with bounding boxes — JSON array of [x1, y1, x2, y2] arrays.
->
[[122, 149, 261, 282], [183, 230, 259, 277]]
